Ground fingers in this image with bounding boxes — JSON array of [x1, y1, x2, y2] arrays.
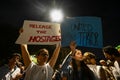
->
[[19, 27, 23, 34]]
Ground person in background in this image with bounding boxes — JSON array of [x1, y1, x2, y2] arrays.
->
[[52, 41, 77, 80], [53, 41, 96, 80], [70, 49, 96, 80], [0, 53, 23, 80], [16, 61, 25, 80], [59, 41, 96, 80], [103, 45, 120, 80], [83, 52, 107, 80], [61, 41, 78, 78], [99, 59, 115, 80], [19, 28, 61, 80], [52, 64, 62, 80], [16, 62, 25, 75]]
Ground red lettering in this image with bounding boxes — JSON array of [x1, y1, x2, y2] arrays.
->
[[28, 36, 61, 42], [29, 24, 52, 29], [36, 30, 46, 34], [29, 24, 37, 28]]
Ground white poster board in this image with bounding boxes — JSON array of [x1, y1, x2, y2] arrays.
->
[[16, 20, 61, 45]]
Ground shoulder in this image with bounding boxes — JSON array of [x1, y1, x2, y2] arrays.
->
[[26, 62, 37, 70], [114, 61, 119, 67], [46, 63, 53, 71], [96, 65, 102, 69]]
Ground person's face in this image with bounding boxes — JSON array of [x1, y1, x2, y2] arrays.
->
[[90, 58, 96, 65], [74, 50, 83, 61], [103, 52, 115, 61], [15, 56, 20, 62], [37, 51, 49, 64], [9, 56, 20, 65]]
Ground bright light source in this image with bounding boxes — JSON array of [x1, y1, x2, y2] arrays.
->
[[49, 9, 64, 22]]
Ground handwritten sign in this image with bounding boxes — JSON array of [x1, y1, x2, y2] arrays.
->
[[61, 17, 103, 48], [16, 20, 61, 45]]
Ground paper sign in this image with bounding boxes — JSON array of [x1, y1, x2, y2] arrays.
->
[[16, 20, 61, 45], [61, 17, 103, 48]]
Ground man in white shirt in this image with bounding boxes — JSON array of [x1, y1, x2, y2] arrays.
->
[[19, 27, 61, 80], [21, 43, 61, 80], [103, 45, 120, 80]]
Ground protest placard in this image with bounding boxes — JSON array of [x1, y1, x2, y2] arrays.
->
[[16, 20, 61, 45]]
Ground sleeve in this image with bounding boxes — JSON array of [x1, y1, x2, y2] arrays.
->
[[25, 62, 35, 72]]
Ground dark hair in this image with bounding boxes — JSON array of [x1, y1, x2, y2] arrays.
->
[[72, 59, 95, 80], [102, 45, 120, 57], [36, 48, 49, 56], [83, 52, 96, 64], [8, 53, 21, 60], [83, 52, 96, 59]]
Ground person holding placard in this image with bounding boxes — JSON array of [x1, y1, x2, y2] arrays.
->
[[19, 28, 61, 80]]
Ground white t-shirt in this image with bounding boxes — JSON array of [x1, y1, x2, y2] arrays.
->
[[114, 61, 120, 75], [0, 65, 21, 80], [87, 64, 101, 80], [24, 62, 53, 80], [113, 61, 120, 79]]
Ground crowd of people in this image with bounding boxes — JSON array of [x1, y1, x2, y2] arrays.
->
[[52, 41, 120, 80], [0, 28, 120, 80]]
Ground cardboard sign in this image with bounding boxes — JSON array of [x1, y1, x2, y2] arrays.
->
[[61, 17, 103, 48], [16, 20, 61, 45]]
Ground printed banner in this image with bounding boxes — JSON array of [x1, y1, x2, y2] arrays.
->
[[16, 20, 61, 45], [61, 17, 103, 48]]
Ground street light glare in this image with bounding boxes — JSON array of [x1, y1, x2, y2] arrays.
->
[[50, 9, 64, 22]]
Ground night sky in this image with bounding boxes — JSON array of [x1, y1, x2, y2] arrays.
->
[[0, 0, 120, 61]]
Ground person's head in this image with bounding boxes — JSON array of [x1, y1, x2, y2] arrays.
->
[[83, 52, 96, 65], [71, 49, 84, 68], [102, 45, 120, 61], [36, 48, 49, 65], [71, 50, 92, 78], [72, 49, 83, 61], [7, 53, 21, 65]]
